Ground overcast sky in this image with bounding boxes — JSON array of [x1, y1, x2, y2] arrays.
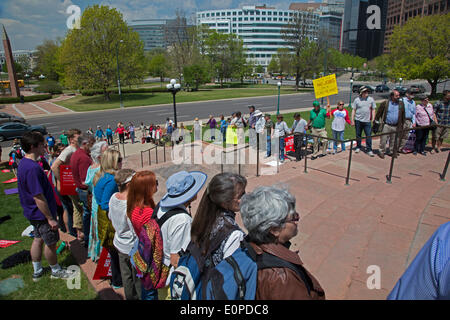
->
[[0, 0, 317, 51]]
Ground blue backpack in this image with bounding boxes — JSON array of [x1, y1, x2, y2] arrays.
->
[[205, 240, 317, 300], [169, 225, 239, 300]]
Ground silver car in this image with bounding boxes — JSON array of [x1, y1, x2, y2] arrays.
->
[[0, 111, 26, 124]]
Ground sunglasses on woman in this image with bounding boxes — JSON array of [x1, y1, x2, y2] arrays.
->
[[285, 212, 300, 223]]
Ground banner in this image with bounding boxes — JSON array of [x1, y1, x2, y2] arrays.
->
[[284, 136, 294, 152], [313, 74, 338, 99], [0, 240, 20, 248], [92, 247, 112, 280], [226, 126, 238, 145], [59, 165, 77, 196]]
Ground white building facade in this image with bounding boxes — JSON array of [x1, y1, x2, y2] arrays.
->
[[196, 5, 319, 69]]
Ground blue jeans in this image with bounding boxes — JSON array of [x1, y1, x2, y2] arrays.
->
[[332, 130, 345, 151], [141, 287, 158, 300], [107, 135, 113, 145], [266, 135, 271, 157], [130, 131, 135, 144], [279, 137, 285, 160], [355, 120, 372, 151], [54, 187, 76, 237], [76, 188, 91, 245]]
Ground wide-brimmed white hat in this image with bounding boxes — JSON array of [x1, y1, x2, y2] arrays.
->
[[160, 171, 207, 208]]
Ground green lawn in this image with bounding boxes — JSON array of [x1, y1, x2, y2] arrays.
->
[[184, 104, 450, 145], [58, 87, 312, 112], [0, 166, 98, 300]]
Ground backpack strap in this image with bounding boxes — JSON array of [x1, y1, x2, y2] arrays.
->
[[152, 202, 190, 228]]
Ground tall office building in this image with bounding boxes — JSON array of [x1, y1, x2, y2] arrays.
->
[[384, 0, 449, 53], [341, 0, 387, 60], [196, 5, 319, 68], [290, 2, 344, 51], [129, 18, 191, 51]]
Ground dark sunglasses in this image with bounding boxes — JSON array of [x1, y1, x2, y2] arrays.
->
[[338, 103, 344, 106], [285, 212, 300, 223]]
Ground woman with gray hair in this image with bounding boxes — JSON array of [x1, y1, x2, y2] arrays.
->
[[240, 186, 325, 300], [84, 140, 108, 262]]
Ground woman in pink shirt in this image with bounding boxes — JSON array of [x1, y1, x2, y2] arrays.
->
[[414, 96, 438, 156]]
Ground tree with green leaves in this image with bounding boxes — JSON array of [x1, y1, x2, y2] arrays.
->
[[59, 5, 146, 101], [34, 39, 62, 81], [148, 53, 170, 85], [281, 11, 321, 90], [183, 64, 209, 90], [204, 31, 246, 87], [388, 13, 449, 96]]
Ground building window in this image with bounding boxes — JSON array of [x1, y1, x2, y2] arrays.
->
[[239, 11, 242, 15], [268, 17, 271, 21], [233, 11, 236, 15], [233, 18, 236, 21], [250, 17, 254, 21], [262, 17, 266, 21], [262, 11, 266, 15], [273, 11, 277, 16], [239, 17, 242, 21], [222, 12, 225, 16], [227, 12, 231, 16], [256, 17, 260, 21]]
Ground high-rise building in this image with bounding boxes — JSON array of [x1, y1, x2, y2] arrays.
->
[[129, 18, 191, 51], [341, 0, 387, 60], [196, 5, 319, 68], [384, 0, 449, 53]]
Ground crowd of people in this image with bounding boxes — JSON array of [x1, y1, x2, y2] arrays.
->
[[9, 87, 449, 300]]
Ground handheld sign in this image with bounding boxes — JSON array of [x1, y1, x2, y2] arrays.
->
[[59, 165, 77, 196], [313, 74, 338, 99]]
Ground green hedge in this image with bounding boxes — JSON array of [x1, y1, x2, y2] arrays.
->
[[0, 94, 53, 104], [80, 87, 168, 96], [34, 81, 64, 94]]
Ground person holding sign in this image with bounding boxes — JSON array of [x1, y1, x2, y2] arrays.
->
[[307, 101, 328, 160], [327, 101, 351, 154], [351, 86, 376, 157], [51, 129, 85, 241], [18, 131, 72, 282]]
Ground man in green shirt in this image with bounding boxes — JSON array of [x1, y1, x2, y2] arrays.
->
[[59, 130, 68, 146], [307, 101, 328, 160]]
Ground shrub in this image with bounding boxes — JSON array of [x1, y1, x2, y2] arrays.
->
[[34, 81, 64, 94], [0, 94, 52, 104], [80, 86, 168, 96]]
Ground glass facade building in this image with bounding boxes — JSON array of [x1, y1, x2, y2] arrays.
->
[[196, 5, 320, 68], [341, 0, 387, 60]]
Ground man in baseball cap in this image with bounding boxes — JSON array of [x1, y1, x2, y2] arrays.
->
[[307, 100, 328, 160], [351, 85, 376, 157]]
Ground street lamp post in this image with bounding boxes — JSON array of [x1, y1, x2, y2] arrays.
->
[[276, 81, 281, 115], [166, 79, 181, 128], [399, 77, 403, 86], [116, 40, 124, 109], [348, 79, 354, 107], [39, 74, 45, 80], [25, 73, 30, 88]]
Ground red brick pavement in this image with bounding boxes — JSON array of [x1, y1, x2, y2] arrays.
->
[[0, 95, 74, 118], [63, 139, 449, 300]]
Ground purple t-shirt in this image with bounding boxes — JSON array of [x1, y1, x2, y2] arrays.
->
[[18, 157, 57, 221]]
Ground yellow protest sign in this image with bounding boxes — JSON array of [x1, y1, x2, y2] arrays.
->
[[313, 74, 338, 99]]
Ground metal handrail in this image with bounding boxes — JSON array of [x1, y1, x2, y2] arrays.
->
[[140, 143, 169, 168]]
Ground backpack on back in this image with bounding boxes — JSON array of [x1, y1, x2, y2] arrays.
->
[[130, 203, 189, 290], [169, 224, 239, 300], [205, 240, 316, 300]]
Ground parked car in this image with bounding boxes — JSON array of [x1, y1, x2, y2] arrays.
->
[[409, 85, 426, 94], [375, 84, 390, 92], [394, 86, 408, 96], [0, 122, 47, 142], [0, 112, 26, 124], [352, 84, 374, 94]]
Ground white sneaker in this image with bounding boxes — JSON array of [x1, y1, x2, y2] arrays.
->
[[368, 151, 374, 157], [332, 150, 336, 155], [355, 148, 360, 153]]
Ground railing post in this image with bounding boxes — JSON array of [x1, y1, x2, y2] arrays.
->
[[440, 150, 450, 181], [164, 143, 166, 162], [141, 151, 143, 168], [221, 151, 224, 174], [345, 139, 353, 185], [256, 133, 260, 177], [149, 149, 151, 166], [386, 130, 399, 184], [156, 145, 158, 164], [304, 134, 308, 173], [122, 142, 125, 158]]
